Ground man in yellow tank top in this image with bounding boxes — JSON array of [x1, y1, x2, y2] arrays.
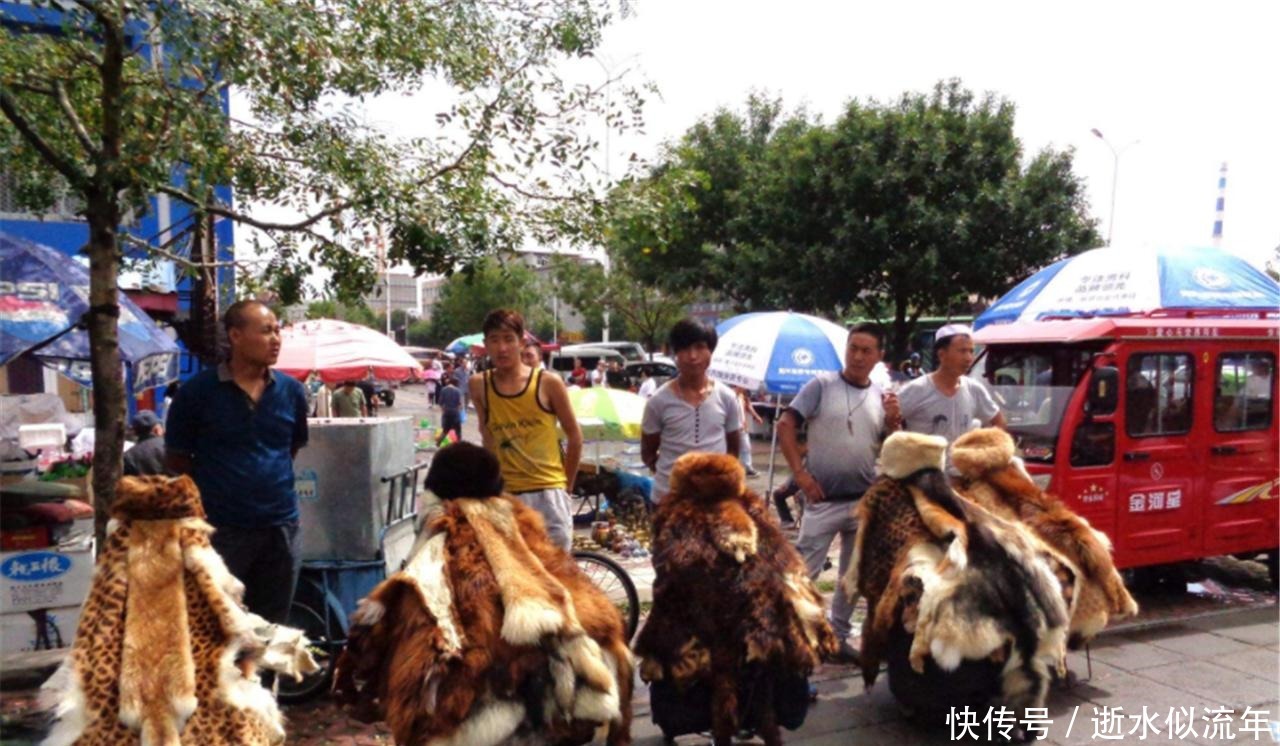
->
[[469, 309, 583, 549]]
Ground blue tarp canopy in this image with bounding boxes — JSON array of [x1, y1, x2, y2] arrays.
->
[[0, 231, 179, 391]]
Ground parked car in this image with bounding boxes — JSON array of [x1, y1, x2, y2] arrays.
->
[[623, 360, 676, 390], [548, 347, 626, 382], [576, 341, 647, 362]]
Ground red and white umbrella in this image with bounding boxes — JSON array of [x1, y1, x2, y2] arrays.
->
[[275, 319, 423, 384]]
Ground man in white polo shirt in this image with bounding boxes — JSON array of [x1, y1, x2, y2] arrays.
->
[[898, 323, 1005, 441]]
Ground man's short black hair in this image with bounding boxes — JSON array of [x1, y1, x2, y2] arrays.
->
[[223, 300, 271, 333], [425, 442, 504, 499], [848, 322, 885, 350], [668, 318, 717, 354]]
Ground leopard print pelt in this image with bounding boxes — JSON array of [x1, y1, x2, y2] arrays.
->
[[42, 476, 286, 745], [847, 476, 943, 687]]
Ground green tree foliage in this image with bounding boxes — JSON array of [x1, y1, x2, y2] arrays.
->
[[0, 0, 637, 529], [406, 319, 435, 347], [550, 253, 692, 353], [424, 258, 549, 346], [618, 81, 1100, 357]]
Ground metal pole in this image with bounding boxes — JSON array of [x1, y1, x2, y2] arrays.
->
[[1091, 129, 1138, 247], [766, 392, 781, 497], [1106, 150, 1119, 246]]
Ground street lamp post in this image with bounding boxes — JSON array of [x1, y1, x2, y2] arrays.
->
[[1091, 128, 1139, 246]]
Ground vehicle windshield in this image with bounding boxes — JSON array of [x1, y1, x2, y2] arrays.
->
[[976, 345, 1097, 463]]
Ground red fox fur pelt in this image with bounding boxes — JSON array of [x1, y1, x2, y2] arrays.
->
[[333, 494, 632, 746], [41, 475, 293, 746], [633, 452, 836, 746], [950, 428, 1138, 646]]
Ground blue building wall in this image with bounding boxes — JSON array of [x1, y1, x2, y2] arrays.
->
[[1, 1, 236, 386]]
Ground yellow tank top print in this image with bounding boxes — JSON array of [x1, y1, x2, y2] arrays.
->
[[483, 369, 566, 492]]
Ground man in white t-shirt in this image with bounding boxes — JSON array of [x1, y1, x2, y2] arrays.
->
[[641, 319, 742, 501], [777, 322, 900, 661], [637, 369, 659, 399], [898, 323, 1005, 442]]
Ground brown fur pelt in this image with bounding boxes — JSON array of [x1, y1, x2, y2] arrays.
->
[[41, 475, 305, 746], [840, 432, 1072, 720], [332, 495, 632, 746], [633, 453, 836, 746], [951, 428, 1138, 647]]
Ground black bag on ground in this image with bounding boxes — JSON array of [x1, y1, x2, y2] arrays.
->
[[648, 669, 811, 739]]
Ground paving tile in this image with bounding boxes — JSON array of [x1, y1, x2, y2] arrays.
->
[[1128, 628, 1253, 659], [1085, 639, 1185, 671], [1200, 646, 1280, 681], [1136, 659, 1276, 709]]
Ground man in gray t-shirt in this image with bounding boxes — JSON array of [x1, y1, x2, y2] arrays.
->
[[642, 319, 743, 501], [898, 324, 1004, 443], [777, 323, 900, 658]]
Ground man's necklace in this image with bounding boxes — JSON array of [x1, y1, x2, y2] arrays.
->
[[844, 380, 871, 436]]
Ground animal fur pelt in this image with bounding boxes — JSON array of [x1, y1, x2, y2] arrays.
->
[[632, 453, 837, 746], [333, 442, 632, 746], [841, 432, 1072, 723], [951, 428, 1138, 647], [40, 475, 318, 746]]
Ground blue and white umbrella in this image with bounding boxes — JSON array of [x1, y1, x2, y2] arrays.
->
[[975, 246, 1279, 330], [0, 231, 180, 391], [709, 311, 850, 394]]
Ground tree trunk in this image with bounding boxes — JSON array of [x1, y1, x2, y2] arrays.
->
[[85, 207, 125, 550]]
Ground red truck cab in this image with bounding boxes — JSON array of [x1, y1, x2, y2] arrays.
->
[[973, 316, 1278, 575]]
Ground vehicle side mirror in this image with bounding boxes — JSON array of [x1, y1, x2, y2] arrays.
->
[[1089, 366, 1119, 415]]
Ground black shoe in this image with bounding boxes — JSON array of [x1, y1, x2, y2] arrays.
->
[[831, 640, 861, 666], [745, 468, 761, 477]]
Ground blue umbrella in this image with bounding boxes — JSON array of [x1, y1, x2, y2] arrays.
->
[[976, 246, 1279, 330], [0, 231, 180, 391]]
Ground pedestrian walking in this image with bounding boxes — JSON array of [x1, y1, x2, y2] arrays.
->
[[331, 380, 368, 418], [165, 300, 310, 624], [470, 309, 583, 550], [776, 321, 900, 661], [734, 386, 764, 476], [436, 377, 464, 445], [122, 409, 171, 476], [640, 319, 742, 502]]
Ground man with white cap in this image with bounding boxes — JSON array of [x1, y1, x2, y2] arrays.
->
[[898, 323, 1005, 442]]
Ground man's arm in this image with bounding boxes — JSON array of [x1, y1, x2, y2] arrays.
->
[[777, 410, 825, 502], [988, 410, 1007, 429], [468, 374, 492, 450], [641, 432, 661, 473], [725, 428, 742, 457], [640, 395, 662, 473], [542, 374, 582, 492]]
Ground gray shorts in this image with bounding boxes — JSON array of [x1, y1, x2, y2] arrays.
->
[[514, 487, 574, 550]]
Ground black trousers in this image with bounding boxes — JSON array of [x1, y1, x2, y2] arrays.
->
[[438, 411, 462, 444], [210, 521, 301, 624]]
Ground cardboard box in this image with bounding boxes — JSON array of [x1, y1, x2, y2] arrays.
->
[[0, 604, 82, 653], [0, 542, 95, 614]]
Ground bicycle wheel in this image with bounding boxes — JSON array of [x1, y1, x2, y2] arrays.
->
[[276, 599, 334, 704], [574, 550, 640, 641]]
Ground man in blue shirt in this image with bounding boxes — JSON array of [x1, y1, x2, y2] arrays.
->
[[166, 300, 310, 623]]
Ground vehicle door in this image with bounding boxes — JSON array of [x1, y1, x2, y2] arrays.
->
[[1058, 361, 1120, 542], [1114, 346, 1202, 568], [1200, 346, 1278, 557]]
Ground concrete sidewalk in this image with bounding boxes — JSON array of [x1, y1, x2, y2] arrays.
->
[[628, 606, 1279, 745]]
